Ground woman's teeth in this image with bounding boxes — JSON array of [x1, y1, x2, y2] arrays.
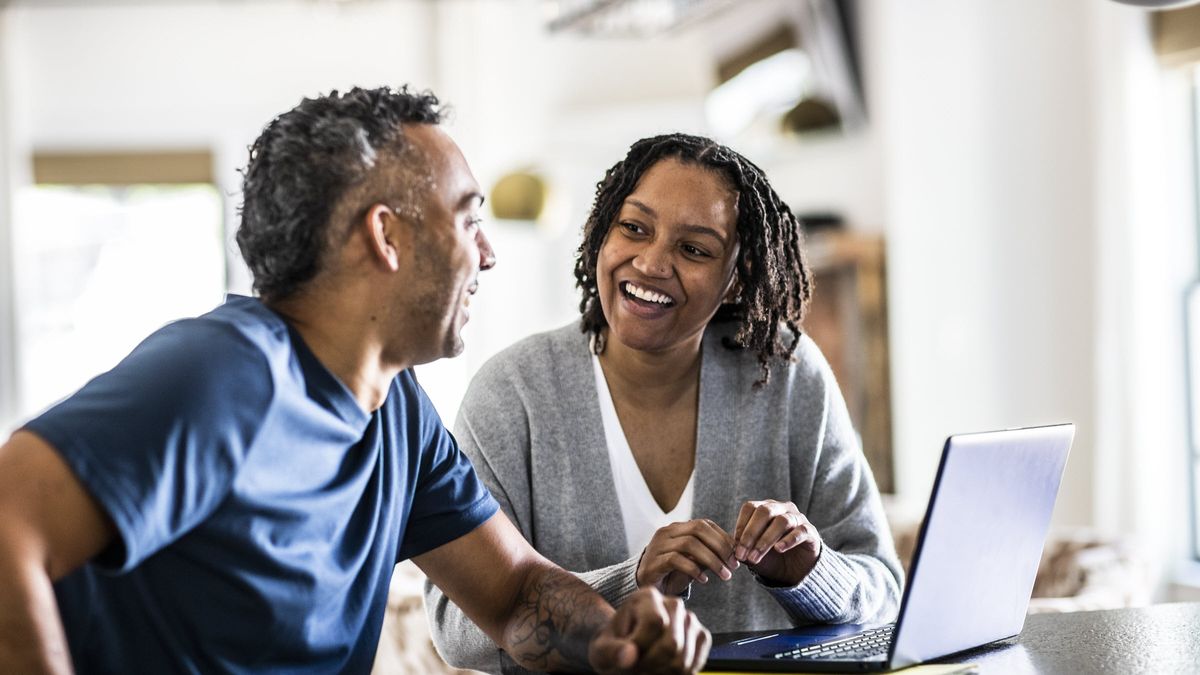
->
[[623, 282, 673, 306]]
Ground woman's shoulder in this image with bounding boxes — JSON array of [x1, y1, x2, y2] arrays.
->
[[705, 321, 834, 387], [479, 322, 584, 373], [464, 322, 590, 404]]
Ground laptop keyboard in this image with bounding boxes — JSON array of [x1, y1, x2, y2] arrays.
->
[[772, 625, 894, 661]]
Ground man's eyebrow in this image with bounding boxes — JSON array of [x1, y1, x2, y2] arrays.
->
[[460, 192, 485, 210]]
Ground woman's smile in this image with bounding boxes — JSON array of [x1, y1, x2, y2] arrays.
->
[[618, 280, 678, 320]]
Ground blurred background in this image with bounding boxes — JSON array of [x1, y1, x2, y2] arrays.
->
[[1, 0, 1199, 648]]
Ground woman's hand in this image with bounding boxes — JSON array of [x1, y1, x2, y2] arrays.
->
[[732, 500, 823, 587], [636, 520, 739, 596]]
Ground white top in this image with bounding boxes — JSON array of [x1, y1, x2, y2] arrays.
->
[[591, 354, 695, 557]]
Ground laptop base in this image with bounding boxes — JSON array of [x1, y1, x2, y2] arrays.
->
[[706, 625, 890, 673]]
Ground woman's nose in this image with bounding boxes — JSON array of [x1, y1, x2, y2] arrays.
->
[[632, 243, 671, 278]]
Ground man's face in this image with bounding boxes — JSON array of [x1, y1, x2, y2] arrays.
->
[[396, 124, 494, 363]]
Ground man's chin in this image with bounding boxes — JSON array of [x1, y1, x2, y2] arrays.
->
[[442, 333, 466, 359], [405, 335, 464, 368]]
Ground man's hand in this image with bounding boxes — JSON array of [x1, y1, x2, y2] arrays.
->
[[733, 500, 823, 587], [636, 520, 739, 596], [419, 513, 711, 674], [588, 587, 710, 674]]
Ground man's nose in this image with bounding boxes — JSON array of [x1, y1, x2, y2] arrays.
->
[[476, 228, 497, 271]]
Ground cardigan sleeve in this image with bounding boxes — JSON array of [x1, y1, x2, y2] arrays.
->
[[757, 338, 904, 625], [421, 349, 642, 674]]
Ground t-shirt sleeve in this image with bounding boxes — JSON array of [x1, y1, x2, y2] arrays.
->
[[396, 371, 499, 561], [22, 319, 273, 574]]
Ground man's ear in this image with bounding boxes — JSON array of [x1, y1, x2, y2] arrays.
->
[[363, 203, 410, 272]]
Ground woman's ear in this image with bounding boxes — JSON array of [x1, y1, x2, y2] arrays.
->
[[723, 271, 742, 303]]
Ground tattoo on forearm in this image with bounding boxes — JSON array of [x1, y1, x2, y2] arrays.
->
[[505, 570, 608, 671]]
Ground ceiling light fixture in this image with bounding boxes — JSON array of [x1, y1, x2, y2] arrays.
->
[[542, 0, 738, 37]]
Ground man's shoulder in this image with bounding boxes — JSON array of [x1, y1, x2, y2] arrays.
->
[[187, 294, 289, 348], [149, 296, 287, 369], [104, 297, 288, 415]]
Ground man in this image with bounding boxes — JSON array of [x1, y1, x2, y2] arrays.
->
[[0, 86, 710, 674]]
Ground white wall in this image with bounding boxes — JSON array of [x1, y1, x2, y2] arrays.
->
[[0, 11, 17, 431], [871, 0, 1101, 528], [866, 0, 1195, 591]]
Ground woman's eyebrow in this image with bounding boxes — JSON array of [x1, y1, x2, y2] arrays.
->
[[625, 198, 656, 218], [680, 224, 729, 247], [623, 198, 730, 246]]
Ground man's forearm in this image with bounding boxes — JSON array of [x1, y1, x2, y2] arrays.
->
[[0, 543, 74, 674], [501, 563, 614, 673]]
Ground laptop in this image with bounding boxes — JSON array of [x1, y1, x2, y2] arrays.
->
[[705, 423, 1074, 672]]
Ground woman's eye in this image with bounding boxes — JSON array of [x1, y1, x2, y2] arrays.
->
[[682, 244, 710, 258], [620, 222, 645, 235]]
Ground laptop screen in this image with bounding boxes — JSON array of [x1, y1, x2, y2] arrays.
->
[[888, 425, 1073, 668]]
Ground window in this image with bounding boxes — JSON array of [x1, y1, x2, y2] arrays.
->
[[1186, 66, 1200, 561], [11, 151, 225, 421]]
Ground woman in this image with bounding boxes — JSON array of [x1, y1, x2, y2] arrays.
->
[[424, 134, 902, 673]]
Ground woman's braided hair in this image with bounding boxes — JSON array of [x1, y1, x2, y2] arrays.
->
[[574, 133, 813, 384]]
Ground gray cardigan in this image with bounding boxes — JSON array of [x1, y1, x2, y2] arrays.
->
[[423, 322, 903, 673]]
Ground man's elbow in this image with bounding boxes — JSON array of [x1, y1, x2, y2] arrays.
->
[[422, 583, 502, 673], [0, 524, 50, 583]]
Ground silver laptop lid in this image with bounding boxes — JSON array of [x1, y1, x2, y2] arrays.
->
[[889, 424, 1074, 669]]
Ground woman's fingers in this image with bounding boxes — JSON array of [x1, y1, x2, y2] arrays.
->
[[733, 501, 758, 543], [641, 549, 708, 586], [672, 536, 735, 581], [681, 519, 737, 564], [773, 521, 813, 552], [734, 501, 777, 561], [668, 520, 737, 577], [638, 520, 740, 592], [747, 514, 790, 563], [733, 500, 809, 563]]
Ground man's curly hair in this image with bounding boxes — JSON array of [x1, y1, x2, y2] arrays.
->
[[236, 85, 443, 300], [574, 133, 812, 384]]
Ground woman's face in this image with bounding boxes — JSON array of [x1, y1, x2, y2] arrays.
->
[[596, 157, 741, 355]]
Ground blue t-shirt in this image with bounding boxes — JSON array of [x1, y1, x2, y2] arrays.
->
[[24, 295, 499, 674]]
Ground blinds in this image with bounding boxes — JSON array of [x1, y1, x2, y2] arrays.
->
[[32, 150, 213, 185], [1155, 5, 1200, 67]]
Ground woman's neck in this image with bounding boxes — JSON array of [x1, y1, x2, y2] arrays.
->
[[597, 329, 703, 409]]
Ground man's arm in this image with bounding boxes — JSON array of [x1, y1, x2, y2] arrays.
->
[[0, 431, 115, 674], [414, 511, 709, 674]]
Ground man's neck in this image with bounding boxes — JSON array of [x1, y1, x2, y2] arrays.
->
[[265, 289, 402, 413], [597, 330, 703, 410]]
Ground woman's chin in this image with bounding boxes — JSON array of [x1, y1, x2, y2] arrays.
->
[[607, 325, 678, 355]]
